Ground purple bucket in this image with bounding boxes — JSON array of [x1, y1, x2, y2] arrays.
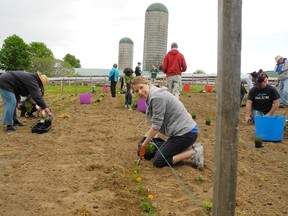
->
[[79, 93, 91, 104], [137, 98, 147, 113]]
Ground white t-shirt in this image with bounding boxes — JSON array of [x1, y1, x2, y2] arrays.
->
[[241, 73, 253, 89]]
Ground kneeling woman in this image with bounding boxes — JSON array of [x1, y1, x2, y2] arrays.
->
[[131, 76, 204, 169]]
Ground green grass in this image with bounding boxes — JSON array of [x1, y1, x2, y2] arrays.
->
[[45, 83, 214, 95], [45, 84, 102, 95], [182, 85, 216, 93]]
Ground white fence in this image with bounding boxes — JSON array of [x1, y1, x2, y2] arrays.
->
[[48, 74, 278, 87]]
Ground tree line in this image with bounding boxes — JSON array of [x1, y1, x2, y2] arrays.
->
[[0, 34, 81, 77]]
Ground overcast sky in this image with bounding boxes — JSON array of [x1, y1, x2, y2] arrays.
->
[[0, 0, 287, 74]]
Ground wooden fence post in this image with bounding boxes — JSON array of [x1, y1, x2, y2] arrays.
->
[[213, 0, 242, 215], [60, 79, 64, 93]]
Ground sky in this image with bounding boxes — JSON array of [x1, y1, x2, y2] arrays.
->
[[0, 0, 287, 74]]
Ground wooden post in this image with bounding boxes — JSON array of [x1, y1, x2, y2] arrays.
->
[[213, 0, 242, 215], [60, 79, 64, 93]]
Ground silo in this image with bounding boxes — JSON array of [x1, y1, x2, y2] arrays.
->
[[118, 37, 134, 70], [143, 3, 168, 71]]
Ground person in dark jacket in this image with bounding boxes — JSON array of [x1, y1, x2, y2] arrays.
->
[[162, 42, 187, 99], [0, 71, 53, 131], [135, 62, 142, 76]]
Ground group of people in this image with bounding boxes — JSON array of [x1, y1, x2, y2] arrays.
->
[[3, 43, 285, 172], [242, 55, 288, 124], [107, 42, 204, 169]]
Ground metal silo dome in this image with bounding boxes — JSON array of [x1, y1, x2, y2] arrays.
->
[[118, 37, 134, 70], [146, 3, 168, 14], [119, 37, 134, 45]]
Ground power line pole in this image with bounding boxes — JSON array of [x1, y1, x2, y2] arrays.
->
[[213, 0, 242, 215]]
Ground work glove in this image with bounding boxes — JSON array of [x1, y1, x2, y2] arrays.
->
[[139, 145, 146, 159]]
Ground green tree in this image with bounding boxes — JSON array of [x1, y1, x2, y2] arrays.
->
[[30, 57, 56, 76], [193, 69, 205, 74], [63, 53, 81, 68], [53, 59, 79, 77], [28, 42, 54, 58], [0, 34, 30, 70]]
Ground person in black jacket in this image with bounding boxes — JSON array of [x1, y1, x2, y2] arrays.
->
[[0, 71, 53, 131], [135, 62, 142, 76]]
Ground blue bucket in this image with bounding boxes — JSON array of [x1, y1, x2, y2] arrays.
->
[[255, 116, 285, 142]]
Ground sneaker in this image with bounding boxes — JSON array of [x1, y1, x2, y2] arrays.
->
[[13, 120, 24, 126], [6, 125, 16, 131], [124, 104, 128, 108], [191, 144, 204, 169]]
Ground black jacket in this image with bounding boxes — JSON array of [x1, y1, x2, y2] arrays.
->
[[0, 71, 47, 109]]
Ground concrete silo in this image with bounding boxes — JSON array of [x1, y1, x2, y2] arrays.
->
[[118, 37, 134, 70], [143, 3, 168, 71]]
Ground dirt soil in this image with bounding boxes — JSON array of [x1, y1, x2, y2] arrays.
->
[[0, 91, 287, 216]]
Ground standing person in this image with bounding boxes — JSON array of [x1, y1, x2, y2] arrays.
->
[[0, 71, 53, 131], [274, 55, 288, 108], [245, 76, 280, 123], [131, 76, 204, 169], [108, 63, 119, 98], [123, 67, 135, 109], [241, 71, 258, 90], [135, 62, 142, 76], [149, 64, 159, 84], [162, 42, 187, 99], [240, 71, 258, 105]]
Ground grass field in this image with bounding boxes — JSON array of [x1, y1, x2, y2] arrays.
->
[[45, 83, 213, 95]]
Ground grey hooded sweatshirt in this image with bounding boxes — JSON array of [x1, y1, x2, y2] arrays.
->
[[145, 85, 196, 137]]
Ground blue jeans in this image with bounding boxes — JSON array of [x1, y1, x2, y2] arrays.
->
[[278, 79, 288, 105], [0, 88, 18, 125]]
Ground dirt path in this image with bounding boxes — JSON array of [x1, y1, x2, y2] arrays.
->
[[0, 92, 287, 215]]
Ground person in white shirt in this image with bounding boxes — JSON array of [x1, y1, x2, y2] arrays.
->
[[241, 71, 258, 90]]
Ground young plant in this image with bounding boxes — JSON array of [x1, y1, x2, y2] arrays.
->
[[206, 115, 212, 125], [140, 196, 156, 213], [206, 115, 212, 122], [191, 112, 196, 120], [254, 135, 263, 148], [202, 200, 213, 212], [146, 142, 156, 153], [254, 135, 263, 142]]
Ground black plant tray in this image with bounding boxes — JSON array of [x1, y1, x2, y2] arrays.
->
[[137, 137, 165, 160], [31, 119, 52, 134]]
